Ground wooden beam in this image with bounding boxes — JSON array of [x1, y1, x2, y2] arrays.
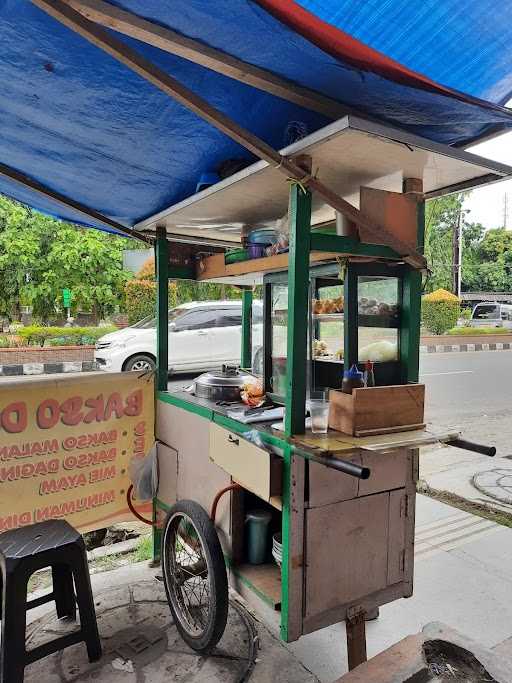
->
[[30, 0, 426, 270], [67, 0, 351, 120], [0, 159, 149, 243]]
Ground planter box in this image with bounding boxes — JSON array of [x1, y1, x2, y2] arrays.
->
[[328, 384, 425, 437]]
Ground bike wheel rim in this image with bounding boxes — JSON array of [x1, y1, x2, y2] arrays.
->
[[163, 512, 213, 638]]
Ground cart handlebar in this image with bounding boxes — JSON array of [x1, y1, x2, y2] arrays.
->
[[445, 438, 496, 457], [315, 455, 371, 479]]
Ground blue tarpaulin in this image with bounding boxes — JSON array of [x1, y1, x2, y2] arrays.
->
[[1, 0, 512, 233]]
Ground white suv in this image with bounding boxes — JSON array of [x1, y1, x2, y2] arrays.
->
[[95, 300, 263, 374]]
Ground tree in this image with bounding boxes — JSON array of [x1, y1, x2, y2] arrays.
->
[[0, 195, 133, 321], [424, 194, 486, 293]]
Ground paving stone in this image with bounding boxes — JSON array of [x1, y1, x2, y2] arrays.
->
[[93, 584, 132, 612], [2, 363, 23, 375], [63, 361, 82, 372], [23, 362, 45, 375], [131, 578, 166, 603]]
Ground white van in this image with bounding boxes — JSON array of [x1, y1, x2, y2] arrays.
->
[[470, 302, 512, 329], [95, 300, 263, 373]]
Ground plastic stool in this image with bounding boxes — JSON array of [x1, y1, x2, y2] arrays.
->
[[0, 519, 102, 682]]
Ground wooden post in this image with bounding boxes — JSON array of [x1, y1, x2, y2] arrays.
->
[[155, 226, 169, 391], [240, 288, 253, 369], [346, 609, 367, 671], [284, 181, 312, 436], [401, 179, 424, 383]]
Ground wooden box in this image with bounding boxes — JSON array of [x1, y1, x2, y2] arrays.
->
[[328, 384, 425, 437]]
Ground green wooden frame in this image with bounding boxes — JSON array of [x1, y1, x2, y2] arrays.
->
[[153, 185, 424, 634]]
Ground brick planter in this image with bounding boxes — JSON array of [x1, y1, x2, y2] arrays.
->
[[0, 345, 95, 365]]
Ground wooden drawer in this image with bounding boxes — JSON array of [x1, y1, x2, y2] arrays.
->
[[308, 449, 410, 508], [209, 424, 282, 503]]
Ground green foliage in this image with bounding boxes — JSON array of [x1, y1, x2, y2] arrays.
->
[[124, 264, 243, 324], [0, 195, 132, 321], [16, 325, 117, 347], [421, 290, 460, 335], [425, 195, 512, 294], [125, 280, 159, 324], [446, 326, 510, 335]]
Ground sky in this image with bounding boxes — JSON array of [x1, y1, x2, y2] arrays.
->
[[464, 126, 512, 229]]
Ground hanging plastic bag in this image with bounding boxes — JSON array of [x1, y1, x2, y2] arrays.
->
[[129, 443, 158, 501]]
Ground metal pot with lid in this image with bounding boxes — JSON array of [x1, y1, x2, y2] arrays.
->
[[193, 365, 254, 402]]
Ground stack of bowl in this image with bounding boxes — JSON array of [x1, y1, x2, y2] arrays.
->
[[272, 532, 282, 568]]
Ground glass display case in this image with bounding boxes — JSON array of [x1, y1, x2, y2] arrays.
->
[[264, 262, 405, 400]]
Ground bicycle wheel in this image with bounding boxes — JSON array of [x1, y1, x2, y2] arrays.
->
[[161, 500, 229, 652]]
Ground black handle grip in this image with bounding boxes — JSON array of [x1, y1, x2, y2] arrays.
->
[[315, 455, 371, 479], [446, 438, 496, 457]]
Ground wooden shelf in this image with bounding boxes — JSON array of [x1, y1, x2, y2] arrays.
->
[[313, 312, 399, 328], [197, 251, 339, 280], [231, 562, 282, 610]]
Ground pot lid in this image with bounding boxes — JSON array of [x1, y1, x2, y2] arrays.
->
[[195, 365, 254, 387]]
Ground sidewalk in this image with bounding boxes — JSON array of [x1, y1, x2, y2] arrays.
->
[[25, 563, 317, 683], [23, 494, 512, 682]]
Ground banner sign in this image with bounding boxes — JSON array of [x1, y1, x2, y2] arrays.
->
[[0, 372, 154, 534]]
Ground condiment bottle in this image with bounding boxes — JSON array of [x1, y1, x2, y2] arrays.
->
[[364, 360, 375, 388], [341, 364, 364, 394]]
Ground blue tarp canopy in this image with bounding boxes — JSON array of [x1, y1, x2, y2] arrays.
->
[[1, 0, 512, 234]]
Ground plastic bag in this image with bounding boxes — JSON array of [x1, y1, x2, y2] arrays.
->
[[129, 443, 158, 501]]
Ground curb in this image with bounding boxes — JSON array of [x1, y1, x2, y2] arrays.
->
[[420, 342, 512, 354], [0, 360, 98, 376]]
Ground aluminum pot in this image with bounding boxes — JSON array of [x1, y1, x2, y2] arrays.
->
[[193, 365, 254, 402]]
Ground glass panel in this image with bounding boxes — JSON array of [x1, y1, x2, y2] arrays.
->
[[271, 284, 288, 395], [312, 282, 344, 362], [215, 308, 242, 327], [251, 300, 264, 374], [358, 276, 399, 362]]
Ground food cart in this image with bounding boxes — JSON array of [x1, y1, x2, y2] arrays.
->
[[139, 116, 506, 667], [2, 1, 512, 676]]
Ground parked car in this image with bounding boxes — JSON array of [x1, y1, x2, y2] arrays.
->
[[469, 302, 512, 329], [95, 300, 263, 373]]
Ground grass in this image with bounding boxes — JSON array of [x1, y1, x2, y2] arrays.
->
[[134, 534, 153, 562], [418, 481, 512, 529], [445, 326, 512, 335]]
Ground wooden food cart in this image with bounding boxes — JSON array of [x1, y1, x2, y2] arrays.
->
[[142, 117, 505, 667]]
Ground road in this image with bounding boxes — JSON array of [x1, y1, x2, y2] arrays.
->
[[420, 350, 512, 456]]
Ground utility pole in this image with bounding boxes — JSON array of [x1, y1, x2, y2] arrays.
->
[[452, 209, 462, 297], [504, 193, 509, 229]]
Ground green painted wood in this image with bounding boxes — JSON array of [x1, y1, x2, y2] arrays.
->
[[310, 233, 401, 260], [157, 390, 213, 419], [168, 264, 195, 280], [155, 227, 169, 392], [241, 288, 253, 368], [284, 185, 312, 436], [344, 264, 358, 369]]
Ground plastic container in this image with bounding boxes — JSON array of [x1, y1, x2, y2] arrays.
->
[[341, 364, 364, 394], [247, 244, 267, 259], [225, 248, 248, 264], [247, 228, 279, 244], [245, 509, 272, 565]]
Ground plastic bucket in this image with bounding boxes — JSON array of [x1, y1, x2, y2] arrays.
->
[[245, 509, 272, 565]]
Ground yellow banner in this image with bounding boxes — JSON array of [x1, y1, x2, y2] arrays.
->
[[0, 372, 154, 533]]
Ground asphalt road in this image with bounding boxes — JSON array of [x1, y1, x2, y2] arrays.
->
[[419, 350, 512, 456], [168, 350, 512, 455]]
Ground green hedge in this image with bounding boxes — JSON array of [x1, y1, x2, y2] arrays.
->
[[446, 326, 511, 335], [421, 289, 460, 335], [16, 325, 117, 347]]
